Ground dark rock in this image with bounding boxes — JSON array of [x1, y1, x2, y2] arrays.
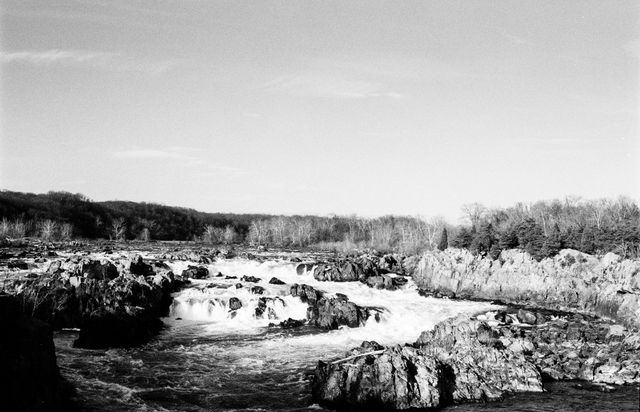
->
[[517, 309, 537, 325], [73, 306, 163, 349], [8, 260, 29, 270], [309, 296, 369, 329], [228, 297, 242, 311], [235, 283, 243, 289], [0, 294, 73, 411], [296, 263, 314, 275], [241, 275, 261, 283], [251, 286, 265, 295], [225, 275, 237, 279], [269, 277, 286, 285], [181, 265, 209, 279], [273, 318, 305, 328], [129, 254, 153, 276], [290, 284, 322, 305], [80, 259, 119, 280]]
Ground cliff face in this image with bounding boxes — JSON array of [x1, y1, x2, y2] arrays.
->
[[413, 248, 640, 328]]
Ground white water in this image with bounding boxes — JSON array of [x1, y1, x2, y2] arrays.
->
[[166, 258, 497, 347]]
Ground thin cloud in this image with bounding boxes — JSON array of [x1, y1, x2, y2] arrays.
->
[[263, 72, 404, 99], [113, 147, 246, 175], [0, 49, 181, 75]]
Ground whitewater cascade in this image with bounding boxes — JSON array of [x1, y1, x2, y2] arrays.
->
[[165, 258, 497, 346]]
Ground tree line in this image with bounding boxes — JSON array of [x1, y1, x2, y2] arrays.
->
[[445, 197, 640, 259], [0, 190, 638, 258]]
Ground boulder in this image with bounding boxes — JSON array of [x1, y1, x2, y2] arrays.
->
[[181, 265, 209, 279], [241, 275, 261, 283], [290, 283, 322, 305], [250, 286, 265, 295], [129, 254, 153, 277], [228, 297, 242, 311], [269, 277, 286, 285], [79, 258, 119, 280], [309, 296, 369, 329]]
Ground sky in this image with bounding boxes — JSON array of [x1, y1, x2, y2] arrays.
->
[[0, 0, 638, 222]]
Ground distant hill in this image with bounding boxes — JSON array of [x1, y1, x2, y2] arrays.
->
[[0, 190, 268, 240]]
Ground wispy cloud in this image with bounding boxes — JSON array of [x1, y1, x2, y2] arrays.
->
[[263, 72, 404, 99], [0, 49, 181, 75], [113, 147, 246, 175]]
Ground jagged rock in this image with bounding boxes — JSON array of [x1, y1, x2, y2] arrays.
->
[[313, 345, 442, 410], [413, 248, 640, 328], [269, 277, 286, 285], [254, 297, 282, 319], [241, 275, 261, 283], [228, 297, 242, 310], [181, 265, 209, 279], [309, 296, 369, 329], [365, 274, 394, 290], [290, 283, 322, 305], [313, 314, 544, 410], [17, 259, 180, 348]]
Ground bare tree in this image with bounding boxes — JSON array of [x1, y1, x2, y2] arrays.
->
[[223, 225, 236, 244], [0, 218, 10, 238], [461, 203, 487, 226], [203, 225, 218, 243], [111, 218, 126, 241], [39, 219, 57, 241]]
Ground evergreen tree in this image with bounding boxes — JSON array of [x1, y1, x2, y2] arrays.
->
[[498, 225, 519, 249], [540, 223, 564, 258], [437, 228, 448, 251], [451, 227, 473, 248], [470, 223, 496, 256]]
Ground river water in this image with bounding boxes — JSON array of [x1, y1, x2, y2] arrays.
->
[[53, 256, 639, 411]]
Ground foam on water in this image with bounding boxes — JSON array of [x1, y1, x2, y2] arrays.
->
[[166, 258, 497, 346]]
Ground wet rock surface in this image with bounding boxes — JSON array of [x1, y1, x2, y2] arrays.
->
[[290, 283, 370, 329], [314, 306, 640, 410], [181, 265, 209, 279], [311, 254, 413, 290], [313, 312, 543, 410], [12, 255, 184, 348]]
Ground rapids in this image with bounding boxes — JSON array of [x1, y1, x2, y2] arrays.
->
[[51, 256, 640, 411]]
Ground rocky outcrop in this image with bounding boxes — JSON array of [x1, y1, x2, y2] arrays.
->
[[413, 248, 640, 328], [312, 314, 543, 410], [312, 254, 412, 290], [290, 284, 369, 329], [0, 294, 73, 411], [16, 256, 182, 348]]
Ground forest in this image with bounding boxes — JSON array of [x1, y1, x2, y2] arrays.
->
[[0, 190, 638, 259]]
